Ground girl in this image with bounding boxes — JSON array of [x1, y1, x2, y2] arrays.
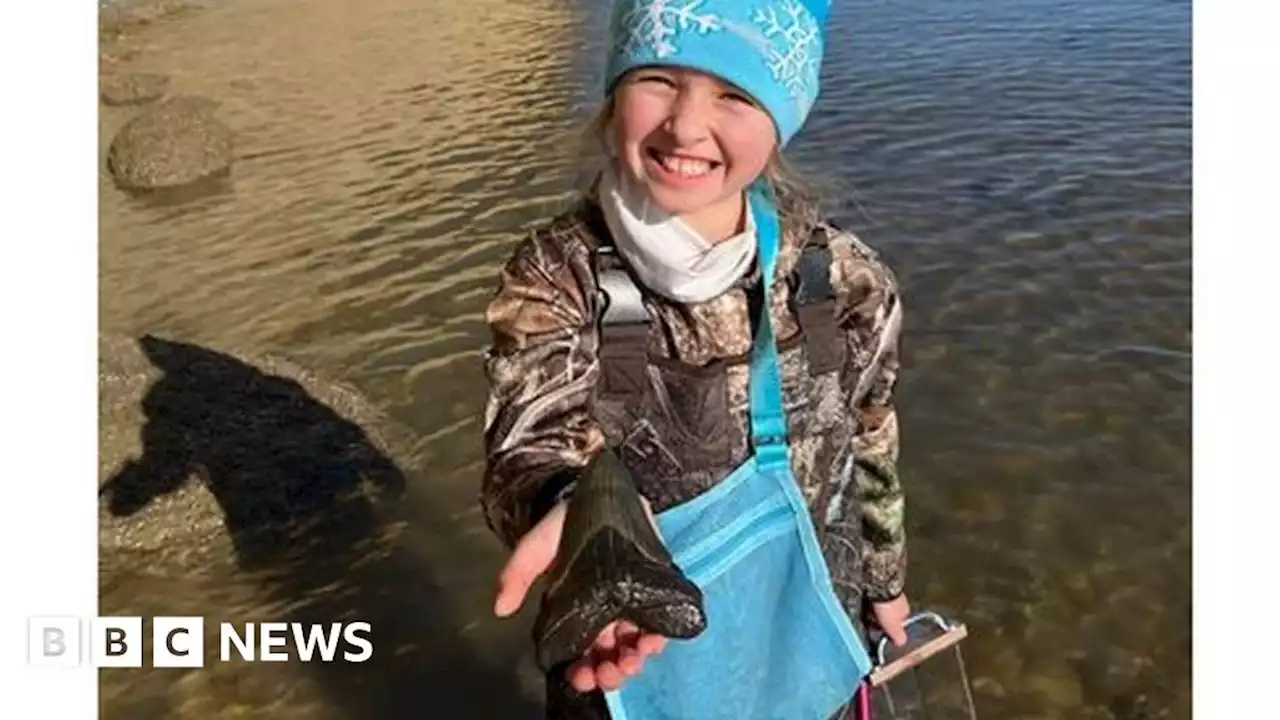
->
[[481, 0, 909, 717]]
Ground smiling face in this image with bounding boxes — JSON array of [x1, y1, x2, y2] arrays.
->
[[609, 66, 779, 239]]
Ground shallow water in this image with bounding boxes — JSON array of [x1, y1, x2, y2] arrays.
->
[[98, 0, 1190, 717]]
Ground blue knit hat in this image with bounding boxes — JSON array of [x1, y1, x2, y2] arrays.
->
[[605, 0, 830, 146]]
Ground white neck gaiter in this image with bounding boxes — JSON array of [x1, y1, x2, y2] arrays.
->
[[598, 165, 757, 304]]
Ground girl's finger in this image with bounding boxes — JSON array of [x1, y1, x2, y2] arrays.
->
[[494, 505, 565, 617], [637, 633, 667, 656], [617, 645, 644, 675], [610, 625, 645, 674], [595, 621, 619, 651], [614, 621, 640, 647], [568, 661, 597, 693], [595, 660, 624, 691]]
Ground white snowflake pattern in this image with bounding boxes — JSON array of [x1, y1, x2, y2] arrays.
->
[[752, 0, 822, 102], [614, 0, 723, 59]]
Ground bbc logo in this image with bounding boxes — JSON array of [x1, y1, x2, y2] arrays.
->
[[29, 616, 205, 668]]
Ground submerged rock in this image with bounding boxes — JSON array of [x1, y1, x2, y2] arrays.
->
[[101, 72, 170, 106], [100, 0, 202, 39], [106, 96, 233, 190]]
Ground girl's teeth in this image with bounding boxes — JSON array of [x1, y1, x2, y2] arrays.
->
[[659, 153, 712, 177]]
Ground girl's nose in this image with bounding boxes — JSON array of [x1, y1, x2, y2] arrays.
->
[[664, 91, 712, 147]]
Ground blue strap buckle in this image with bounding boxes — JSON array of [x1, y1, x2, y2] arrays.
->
[[754, 434, 790, 468]]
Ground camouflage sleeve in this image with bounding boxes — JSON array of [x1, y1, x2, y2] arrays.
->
[[832, 230, 908, 603], [479, 230, 606, 550]]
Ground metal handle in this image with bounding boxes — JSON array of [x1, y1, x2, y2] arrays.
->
[[872, 611, 957, 666], [863, 610, 978, 718], [867, 610, 969, 689]]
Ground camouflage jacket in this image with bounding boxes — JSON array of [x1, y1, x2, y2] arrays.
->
[[479, 195, 908, 607]]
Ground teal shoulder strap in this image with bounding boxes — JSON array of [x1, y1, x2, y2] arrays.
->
[[746, 189, 790, 470]]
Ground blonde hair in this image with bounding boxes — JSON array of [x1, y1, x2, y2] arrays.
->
[[572, 97, 826, 229]]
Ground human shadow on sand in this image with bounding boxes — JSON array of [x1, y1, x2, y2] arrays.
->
[[100, 335, 542, 718]]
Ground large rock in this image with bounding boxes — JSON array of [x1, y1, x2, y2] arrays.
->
[[101, 72, 170, 106], [106, 96, 233, 190]]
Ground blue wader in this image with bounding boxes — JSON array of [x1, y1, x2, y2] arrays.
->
[[602, 190, 874, 720]]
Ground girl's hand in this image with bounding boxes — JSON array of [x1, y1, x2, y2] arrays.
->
[[870, 594, 911, 647], [564, 618, 668, 693], [493, 500, 669, 693]]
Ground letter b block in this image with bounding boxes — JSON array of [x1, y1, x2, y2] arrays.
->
[[92, 617, 143, 667], [28, 617, 82, 667]]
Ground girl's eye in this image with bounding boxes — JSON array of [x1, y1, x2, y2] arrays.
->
[[635, 74, 676, 87], [722, 92, 753, 105]]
